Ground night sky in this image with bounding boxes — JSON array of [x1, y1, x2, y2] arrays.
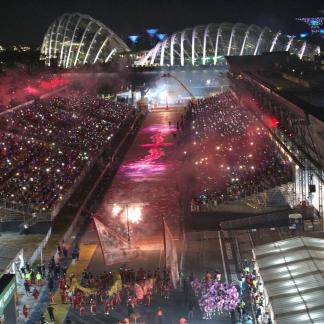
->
[[0, 0, 322, 45]]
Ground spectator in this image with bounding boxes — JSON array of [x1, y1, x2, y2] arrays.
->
[[188, 91, 292, 211], [47, 305, 55, 322], [24, 280, 30, 295], [0, 90, 135, 215], [188, 302, 194, 320], [22, 305, 28, 319], [156, 307, 164, 324]]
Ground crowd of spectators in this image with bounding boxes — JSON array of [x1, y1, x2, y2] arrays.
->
[[188, 91, 292, 211], [238, 260, 272, 324], [0, 90, 135, 213]]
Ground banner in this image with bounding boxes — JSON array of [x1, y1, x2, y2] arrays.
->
[[29, 226, 52, 265], [93, 217, 141, 266], [163, 218, 179, 288]]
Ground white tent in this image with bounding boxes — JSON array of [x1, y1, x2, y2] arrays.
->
[[253, 236, 324, 324]]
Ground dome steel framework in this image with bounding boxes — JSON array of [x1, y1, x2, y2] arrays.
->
[[41, 12, 130, 67], [138, 23, 321, 66]]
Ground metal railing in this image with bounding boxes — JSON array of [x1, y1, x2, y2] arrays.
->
[[0, 199, 51, 224], [0, 198, 34, 215]]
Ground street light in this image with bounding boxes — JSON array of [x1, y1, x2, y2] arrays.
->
[[106, 202, 147, 245], [112, 203, 122, 216], [126, 206, 131, 244], [128, 206, 142, 223]]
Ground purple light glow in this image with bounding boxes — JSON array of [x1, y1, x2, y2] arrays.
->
[[141, 124, 176, 134], [191, 279, 240, 319], [140, 132, 173, 148], [121, 124, 175, 178]]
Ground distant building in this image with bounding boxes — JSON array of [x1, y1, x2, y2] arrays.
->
[[137, 23, 320, 67], [41, 12, 129, 68], [40, 14, 322, 69]]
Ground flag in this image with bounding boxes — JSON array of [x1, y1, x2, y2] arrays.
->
[[163, 218, 179, 288], [93, 217, 141, 266]]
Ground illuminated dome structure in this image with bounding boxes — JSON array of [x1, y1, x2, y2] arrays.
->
[[41, 13, 130, 67], [138, 23, 321, 66]]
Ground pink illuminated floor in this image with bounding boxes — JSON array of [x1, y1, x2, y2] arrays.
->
[[120, 124, 176, 179], [97, 110, 185, 241]]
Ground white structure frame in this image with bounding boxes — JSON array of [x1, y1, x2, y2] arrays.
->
[[41, 12, 129, 67], [138, 23, 320, 67]]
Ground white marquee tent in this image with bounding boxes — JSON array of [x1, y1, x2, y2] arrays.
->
[[252, 236, 324, 324]]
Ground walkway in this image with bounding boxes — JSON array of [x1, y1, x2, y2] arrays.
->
[[42, 243, 97, 323], [65, 108, 232, 323], [94, 109, 186, 242]]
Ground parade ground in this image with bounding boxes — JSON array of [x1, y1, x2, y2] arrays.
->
[[63, 107, 231, 323]]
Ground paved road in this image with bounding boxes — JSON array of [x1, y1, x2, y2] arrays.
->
[[66, 291, 230, 324], [66, 109, 233, 323], [92, 109, 186, 243], [66, 107, 309, 324], [78, 107, 188, 277]]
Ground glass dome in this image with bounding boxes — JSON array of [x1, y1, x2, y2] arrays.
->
[[138, 22, 320, 66], [41, 12, 130, 67]]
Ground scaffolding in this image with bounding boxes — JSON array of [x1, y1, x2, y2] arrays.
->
[[231, 76, 324, 219]]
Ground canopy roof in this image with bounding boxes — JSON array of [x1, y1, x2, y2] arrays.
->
[[0, 245, 22, 274], [253, 236, 324, 324]]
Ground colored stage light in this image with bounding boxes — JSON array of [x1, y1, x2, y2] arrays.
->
[[157, 33, 167, 41], [128, 206, 142, 223], [146, 28, 158, 36], [128, 35, 139, 43], [112, 204, 122, 216], [310, 19, 320, 26], [159, 90, 168, 100], [270, 117, 279, 127]]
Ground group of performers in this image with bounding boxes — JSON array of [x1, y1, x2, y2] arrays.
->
[[52, 267, 173, 317]]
